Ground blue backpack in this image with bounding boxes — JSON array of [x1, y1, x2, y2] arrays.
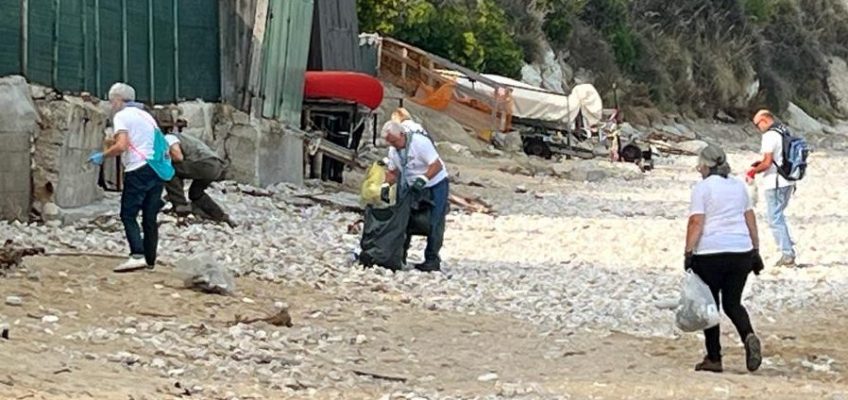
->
[[771, 124, 810, 182], [127, 118, 175, 181]]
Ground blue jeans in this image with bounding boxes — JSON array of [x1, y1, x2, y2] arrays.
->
[[424, 179, 450, 265], [121, 164, 164, 266], [764, 186, 795, 257]]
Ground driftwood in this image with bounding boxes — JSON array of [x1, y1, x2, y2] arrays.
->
[[449, 194, 493, 214], [231, 309, 293, 328], [352, 369, 408, 382], [1, 240, 45, 270], [647, 139, 698, 156]]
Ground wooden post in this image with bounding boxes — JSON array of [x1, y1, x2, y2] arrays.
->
[[427, 59, 434, 87], [400, 47, 408, 80]]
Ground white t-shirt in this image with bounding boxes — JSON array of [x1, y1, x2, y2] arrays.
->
[[112, 107, 157, 172], [387, 134, 448, 188], [760, 129, 795, 189], [689, 175, 754, 255]]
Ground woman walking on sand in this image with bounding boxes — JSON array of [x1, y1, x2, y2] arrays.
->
[[684, 144, 765, 373]]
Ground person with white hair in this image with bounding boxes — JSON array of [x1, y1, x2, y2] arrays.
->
[[88, 82, 167, 272], [382, 120, 449, 272], [684, 144, 764, 373]]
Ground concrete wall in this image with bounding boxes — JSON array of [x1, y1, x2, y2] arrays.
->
[[0, 76, 37, 221], [217, 107, 304, 187], [163, 101, 305, 187], [32, 93, 107, 209]]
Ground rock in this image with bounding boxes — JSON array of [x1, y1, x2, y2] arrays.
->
[[549, 163, 572, 178], [714, 110, 736, 124], [654, 124, 697, 141], [785, 102, 825, 135], [5, 296, 22, 306], [42, 315, 59, 324], [477, 372, 499, 382], [354, 334, 367, 345], [828, 57, 848, 114], [521, 64, 543, 88], [492, 131, 523, 154], [107, 351, 140, 364], [675, 140, 710, 155], [515, 186, 528, 194]]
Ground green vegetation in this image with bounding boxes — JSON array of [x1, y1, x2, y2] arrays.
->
[[358, 0, 848, 117], [357, 0, 524, 78]]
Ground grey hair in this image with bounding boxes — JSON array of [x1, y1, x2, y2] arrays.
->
[[381, 121, 403, 139], [698, 144, 732, 177], [108, 82, 136, 102]]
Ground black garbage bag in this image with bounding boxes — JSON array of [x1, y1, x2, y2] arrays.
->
[[359, 194, 411, 271], [407, 189, 433, 237]]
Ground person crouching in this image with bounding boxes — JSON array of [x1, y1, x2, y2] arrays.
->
[[163, 121, 236, 228]]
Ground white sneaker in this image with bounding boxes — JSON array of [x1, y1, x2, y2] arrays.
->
[[114, 256, 148, 272]]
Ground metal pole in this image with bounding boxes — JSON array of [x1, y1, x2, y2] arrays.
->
[[147, 0, 154, 102], [121, 0, 127, 81], [173, 0, 179, 100], [21, 0, 28, 75], [81, 0, 87, 89], [52, 0, 60, 87], [94, 0, 101, 95]]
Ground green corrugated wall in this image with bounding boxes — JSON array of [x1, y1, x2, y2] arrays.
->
[[0, 0, 220, 103], [261, 0, 313, 124]]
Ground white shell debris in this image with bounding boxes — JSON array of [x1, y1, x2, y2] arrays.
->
[[0, 152, 845, 397]]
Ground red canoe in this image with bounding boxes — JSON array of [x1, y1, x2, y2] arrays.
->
[[303, 71, 384, 110]]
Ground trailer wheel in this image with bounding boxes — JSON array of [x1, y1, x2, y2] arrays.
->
[[523, 137, 552, 159], [620, 144, 642, 163]]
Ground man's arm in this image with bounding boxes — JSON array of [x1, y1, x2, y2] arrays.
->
[[423, 160, 443, 179], [385, 169, 397, 184], [103, 131, 129, 157], [169, 143, 184, 162], [751, 152, 774, 174]]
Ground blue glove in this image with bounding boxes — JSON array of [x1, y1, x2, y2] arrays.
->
[[412, 176, 429, 192], [87, 151, 105, 166]]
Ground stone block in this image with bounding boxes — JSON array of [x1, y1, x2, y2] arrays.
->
[[0, 75, 39, 134], [33, 95, 107, 208]]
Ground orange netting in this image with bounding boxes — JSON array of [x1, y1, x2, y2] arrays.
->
[[413, 81, 456, 110]]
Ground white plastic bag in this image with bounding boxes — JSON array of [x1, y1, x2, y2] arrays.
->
[[176, 254, 236, 295], [675, 270, 721, 332]]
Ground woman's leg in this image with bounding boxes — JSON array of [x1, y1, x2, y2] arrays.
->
[[719, 253, 755, 341], [692, 257, 724, 362]]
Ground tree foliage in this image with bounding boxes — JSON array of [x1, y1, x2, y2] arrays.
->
[[357, 0, 524, 78]]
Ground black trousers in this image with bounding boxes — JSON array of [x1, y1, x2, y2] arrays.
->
[[692, 251, 756, 361], [120, 164, 164, 266], [164, 158, 227, 221]]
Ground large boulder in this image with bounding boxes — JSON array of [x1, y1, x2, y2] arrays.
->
[[33, 95, 107, 209], [785, 102, 825, 135], [0, 76, 38, 221], [219, 106, 303, 187], [827, 57, 848, 114], [178, 100, 218, 145]]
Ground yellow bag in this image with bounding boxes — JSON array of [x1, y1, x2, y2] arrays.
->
[[361, 161, 387, 205]]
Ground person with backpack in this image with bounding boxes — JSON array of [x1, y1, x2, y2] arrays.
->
[[747, 109, 809, 267], [382, 121, 449, 272], [88, 82, 172, 272]]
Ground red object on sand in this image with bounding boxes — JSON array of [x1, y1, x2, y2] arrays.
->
[[303, 71, 384, 110]]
